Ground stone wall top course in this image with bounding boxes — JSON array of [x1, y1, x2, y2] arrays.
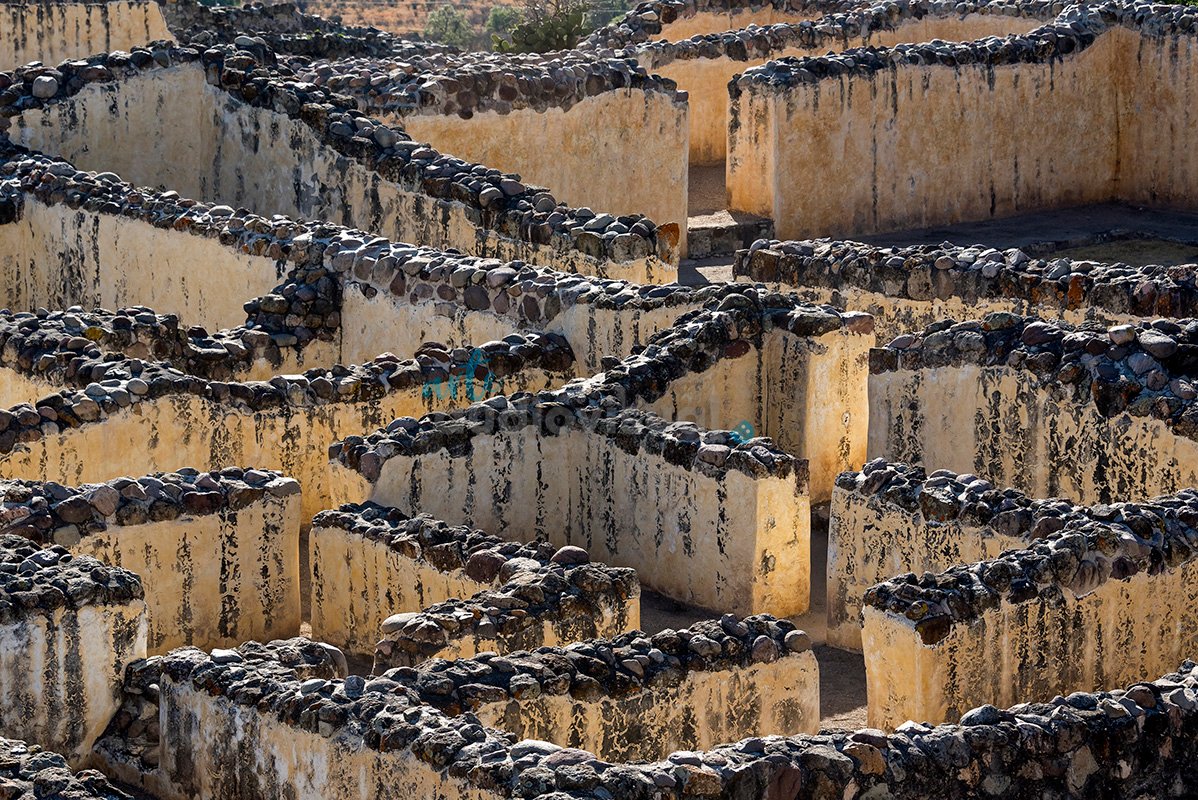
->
[[736, 238, 1198, 320], [0, 467, 298, 545], [0, 531, 144, 622], [870, 313, 1198, 440], [731, 0, 1198, 93]]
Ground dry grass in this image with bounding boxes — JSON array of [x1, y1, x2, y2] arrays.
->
[[299, 0, 494, 36]]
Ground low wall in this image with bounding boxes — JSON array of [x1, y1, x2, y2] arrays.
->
[[727, 8, 1198, 239], [862, 493, 1198, 727], [398, 91, 689, 252], [734, 239, 1198, 342], [826, 461, 1084, 650], [6, 469, 304, 654], [0, 534, 146, 767], [310, 502, 639, 661], [867, 314, 1198, 506], [104, 635, 1198, 798], [0, 0, 171, 69], [6, 47, 676, 280], [331, 405, 811, 617], [407, 617, 819, 761], [0, 736, 138, 799]]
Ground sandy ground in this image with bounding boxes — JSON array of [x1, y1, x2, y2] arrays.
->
[[688, 163, 728, 217]]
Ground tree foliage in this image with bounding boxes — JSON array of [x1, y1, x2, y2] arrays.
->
[[486, 4, 523, 37], [492, 0, 594, 53], [424, 6, 475, 48]]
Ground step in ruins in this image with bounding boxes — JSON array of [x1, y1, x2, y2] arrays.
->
[[1, 0, 1198, 797]]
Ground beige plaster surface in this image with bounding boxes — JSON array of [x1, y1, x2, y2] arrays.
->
[[862, 557, 1198, 727], [332, 425, 811, 616], [399, 92, 689, 247], [13, 67, 673, 279], [75, 495, 301, 654], [826, 486, 1026, 651], [474, 655, 820, 762], [0, 1, 171, 69], [0, 199, 286, 331], [868, 364, 1198, 506], [0, 602, 147, 767], [728, 29, 1150, 238]]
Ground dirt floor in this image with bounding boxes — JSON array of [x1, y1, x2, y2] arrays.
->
[[1051, 238, 1198, 267], [688, 163, 728, 218]]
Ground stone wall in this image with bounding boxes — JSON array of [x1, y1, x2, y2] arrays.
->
[[0, 470, 304, 654], [0, 736, 135, 799], [101, 635, 1198, 799], [734, 238, 1198, 342], [726, 4, 1198, 239], [0, 0, 171, 70], [4, 45, 677, 280], [0, 534, 146, 767], [867, 314, 1198, 506], [331, 404, 810, 616], [309, 502, 639, 660], [862, 490, 1198, 727]]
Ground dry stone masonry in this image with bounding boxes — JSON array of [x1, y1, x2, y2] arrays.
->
[[2, 0, 1198, 797]]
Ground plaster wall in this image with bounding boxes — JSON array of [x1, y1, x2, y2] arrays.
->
[[148, 680, 496, 800], [398, 92, 689, 246], [308, 526, 490, 655], [862, 557, 1198, 728], [653, 14, 1041, 165], [868, 364, 1198, 505], [728, 29, 1127, 238], [0, 199, 286, 330], [825, 486, 1026, 651], [0, 1, 171, 70], [74, 496, 301, 654], [0, 375, 561, 521], [642, 328, 871, 502], [11, 67, 668, 280], [474, 655, 820, 762], [0, 602, 147, 767], [335, 425, 811, 616]]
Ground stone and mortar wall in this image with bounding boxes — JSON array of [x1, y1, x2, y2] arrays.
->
[[3, 44, 677, 280], [862, 490, 1198, 728], [825, 461, 1076, 650], [0, 534, 146, 767], [396, 616, 818, 762], [332, 400, 810, 616], [639, 1, 1046, 164], [0, 736, 135, 799], [309, 502, 639, 662], [0, 1, 171, 70], [101, 635, 1198, 799], [735, 238, 1198, 342], [0, 470, 303, 654], [868, 313, 1198, 506], [727, 3, 1198, 239]]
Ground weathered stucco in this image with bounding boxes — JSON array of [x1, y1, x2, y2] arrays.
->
[[399, 92, 689, 250], [868, 364, 1198, 506], [651, 13, 1041, 165], [0, 1, 171, 70], [330, 425, 811, 616], [0, 602, 147, 767], [863, 557, 1198, 728], [11, 67, 669, 280], [728, 27, 1198, 239], [473, 656, 819, 762], [74, 495, 301, 653], [826, 484, 1026, 651], [641, 327, 871, 502], [0, 198, 286, 331]]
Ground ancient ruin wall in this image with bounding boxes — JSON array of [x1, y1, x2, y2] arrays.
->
[[10, 63, 672, 282], [0, 198, 286, 331], [0, 1, 171, 70], [648, 12, 1043, 165], [398, 91, 689, 247], [0, 536, 146, 767], [861, 498, 1198, 728], [332, 417, 811, 616]]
